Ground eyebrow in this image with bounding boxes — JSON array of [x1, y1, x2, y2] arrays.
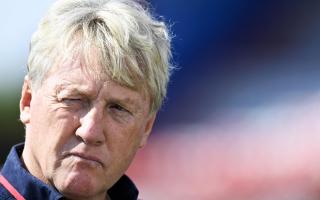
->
[[55, 83, 95, 97]]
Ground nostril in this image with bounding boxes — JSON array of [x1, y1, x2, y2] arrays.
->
[[75, 134, 84, 143], [75, 133, 103, 146]]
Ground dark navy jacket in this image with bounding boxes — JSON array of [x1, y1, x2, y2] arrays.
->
[[0, 144, 138, 200]]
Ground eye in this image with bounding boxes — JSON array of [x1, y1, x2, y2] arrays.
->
[[62, 98, 81, 103], [60, 98, 85, 107], [108, 103, 133, 122], [109, 103, 129, 113]]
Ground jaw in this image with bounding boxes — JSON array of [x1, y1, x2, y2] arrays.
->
[[51, 156, 109, 200]]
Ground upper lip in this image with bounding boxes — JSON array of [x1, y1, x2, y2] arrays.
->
[[65, 152, 104, 166]]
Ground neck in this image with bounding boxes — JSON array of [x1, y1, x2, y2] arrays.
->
[[21, 145, 49, 185]]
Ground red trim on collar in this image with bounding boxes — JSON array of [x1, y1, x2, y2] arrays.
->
[[0, 175, 26, 200]]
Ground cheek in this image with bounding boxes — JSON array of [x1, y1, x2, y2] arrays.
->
[[29, 103, 79, 158], [49, 114, 80, 155], [108, 118, 141, 139], [28, 100, 51, 149], [107, 122, 145, 158]]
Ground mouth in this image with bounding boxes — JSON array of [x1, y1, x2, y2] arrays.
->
[[65, 152, 104, 167]]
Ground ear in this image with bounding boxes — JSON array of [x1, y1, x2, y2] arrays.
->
[[20, 76, 33, 125], [139, 113, 157, 148]]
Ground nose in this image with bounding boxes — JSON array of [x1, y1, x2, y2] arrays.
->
[[75, 106, 105, 146]]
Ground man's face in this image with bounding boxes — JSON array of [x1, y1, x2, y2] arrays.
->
[[20, 58, 156, 199]]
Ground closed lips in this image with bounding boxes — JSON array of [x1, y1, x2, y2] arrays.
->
[[67, 152, 103, 166]]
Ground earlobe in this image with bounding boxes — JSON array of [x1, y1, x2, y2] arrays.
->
[[20, 76, 32, 124], [139, 113, 157, 148]]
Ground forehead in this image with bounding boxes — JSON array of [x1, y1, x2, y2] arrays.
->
[[43, 57, 149, 104]]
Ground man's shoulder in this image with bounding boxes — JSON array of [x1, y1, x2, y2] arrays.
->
[[0, 184, 15, 200], [0, 146, 19, 199], [108, 175, 139, 200]]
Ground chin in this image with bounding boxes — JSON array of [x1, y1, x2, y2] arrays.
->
[[56, 167, 106, 199]]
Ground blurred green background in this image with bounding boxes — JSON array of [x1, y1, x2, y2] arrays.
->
[[0, 91, 25, 163]]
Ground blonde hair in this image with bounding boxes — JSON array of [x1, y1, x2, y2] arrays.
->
[[27, 0, 173, 112]]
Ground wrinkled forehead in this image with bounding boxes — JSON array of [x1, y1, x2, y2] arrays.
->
[[45, 49, 149, 99], [41, 57, 151, 115]]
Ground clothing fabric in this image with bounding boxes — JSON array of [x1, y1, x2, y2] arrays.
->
[[0, 143, 138, 200]]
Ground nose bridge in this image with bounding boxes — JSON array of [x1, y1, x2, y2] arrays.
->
[[77, 104, 105, 145], [84, 105, 102, 124]]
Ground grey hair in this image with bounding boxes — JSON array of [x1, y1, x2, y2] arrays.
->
[[27, 0, 173, 112]]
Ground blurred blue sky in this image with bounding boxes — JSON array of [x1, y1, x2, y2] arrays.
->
[[1, 0, 320, 130], [0, 0, 55, 92]]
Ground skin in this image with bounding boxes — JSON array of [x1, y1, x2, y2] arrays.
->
[[19, 58, 156, 200]]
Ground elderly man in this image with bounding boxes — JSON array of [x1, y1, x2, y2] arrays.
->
[[0, 0, 172, 199]]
